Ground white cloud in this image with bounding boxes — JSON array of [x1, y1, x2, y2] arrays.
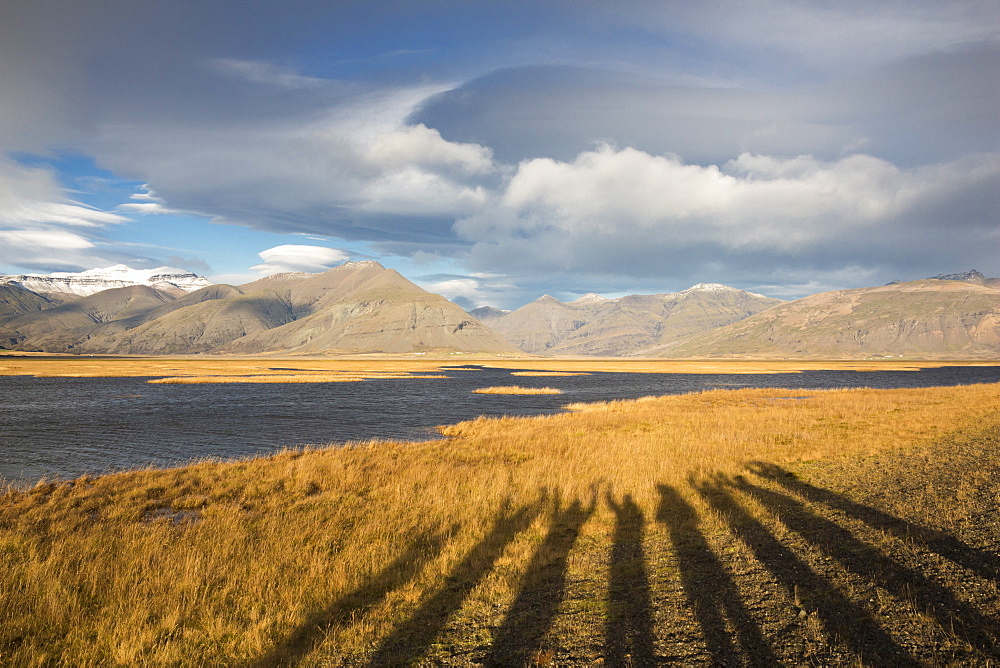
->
[[0, 157, 136, 271], [0, 229, 94, 250], [418, 278, 484, 302], [457, 146, 1000, 288], [0, 158, 128, 228], [118, 202, 168, 214], [249, 244, 350, 275], [207, 58, 329, 89], [365, 124, 493, 174], [91, 85, 498, 232], [466, 146, 997, 252], [119, 185, 176, 215]]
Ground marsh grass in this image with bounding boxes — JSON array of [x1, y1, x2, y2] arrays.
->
[[510, 371, 591, 377], [0, 356, 452, 383], [3, 353, 996, 384], [148, 372, 450, 384], [472, 385, 564, 395], [1, 382, 998, 664]]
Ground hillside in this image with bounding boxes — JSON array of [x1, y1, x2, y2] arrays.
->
[[485, 285, 782, 356], [0, 262, 518, 355], [0, 286, 177, 350], [670, 279, 1000, 358], [0, 283, 56, 320]]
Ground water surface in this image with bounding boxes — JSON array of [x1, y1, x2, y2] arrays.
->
[[2, 365, 998, 483]]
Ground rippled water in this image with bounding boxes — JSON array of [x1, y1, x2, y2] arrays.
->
[[2, 365, 999, 483]]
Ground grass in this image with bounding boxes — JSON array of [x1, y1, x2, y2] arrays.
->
[[0, 356, 453, 384], [472, 385, 564, 395], [510, 371, 591, 377], [1, 380, 999, 664], [3, 352, 998, 384]]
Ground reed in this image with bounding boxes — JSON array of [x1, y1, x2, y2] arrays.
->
[[1, 382, 998, 664], [472, 385, 564, 394]]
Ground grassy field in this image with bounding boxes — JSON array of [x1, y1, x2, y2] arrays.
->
[[2, 351, 998, 384], [1, 374, 998, 665]]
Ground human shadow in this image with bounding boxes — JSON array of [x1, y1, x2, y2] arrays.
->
[[749, 461, 1000, 582], [734, 475, 1000, 656], [604, 492, 656, 666], [484, 490, 597, 667], [656, 484, 777, 666], [368, 497, 544, 665], [252, 528, 450, 667], [693, 474, 917, 666]]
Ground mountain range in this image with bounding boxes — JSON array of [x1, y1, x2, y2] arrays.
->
[[0, 262, 517, 355], [667, 278, 1000, 358], [483, 285, 782, 356], [1, 264, 997, 358], [0, 264, 212, 300]]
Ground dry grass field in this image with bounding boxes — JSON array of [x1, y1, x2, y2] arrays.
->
[[2, 351, 996, 384], [472, 386, 564, 395], [1, 370, 998, 665]]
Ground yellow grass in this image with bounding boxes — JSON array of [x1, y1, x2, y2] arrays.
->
[[510, 371, 591, 377], [472, 385, 564, 395], [148, 373, 450, 384], [479, 358, 1000, 374], [1, 382, 998, 663], [0, 356, 453, 383], [3, 352, 997, 384]]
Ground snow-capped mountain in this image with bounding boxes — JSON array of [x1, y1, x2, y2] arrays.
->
[[0, 264, 212, 297], [571, 292, 609, 304]]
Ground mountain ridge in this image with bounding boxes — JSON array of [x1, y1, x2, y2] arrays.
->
[[1, 265, 996, 358], [0, 262, 518, 355], [480, 284, 783, 356], [0, 264, 212, 299], [669, 278, 1000, 358]]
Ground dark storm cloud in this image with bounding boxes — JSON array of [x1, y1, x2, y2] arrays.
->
[[413, 44, 999, 168]]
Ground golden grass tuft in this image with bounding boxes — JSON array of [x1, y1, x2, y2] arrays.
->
[[510, 371, 591, 377], [1, 381, 999, 664], [472, 385, 564, 395]]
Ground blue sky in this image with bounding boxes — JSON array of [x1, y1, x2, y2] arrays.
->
[[1, 1, 997, 309]]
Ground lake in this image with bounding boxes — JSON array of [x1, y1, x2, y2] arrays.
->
[[3, 365, 999, 484]]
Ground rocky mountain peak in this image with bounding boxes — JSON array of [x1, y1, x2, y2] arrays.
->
[[572, 292, 608, 304], [929, 269, 985, 283]]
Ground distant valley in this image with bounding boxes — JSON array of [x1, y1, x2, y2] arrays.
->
[[1, 264, 998, 358]]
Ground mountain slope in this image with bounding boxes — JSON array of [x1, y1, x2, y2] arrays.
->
[[486, 285, 782, 356], [222, 262, 517, 354], [0, 262, 518, 355], [0, 286, 177, 350], [467, 306, 510, 323], [669, 279, 1000, 358], [0, 283, 56, 320]]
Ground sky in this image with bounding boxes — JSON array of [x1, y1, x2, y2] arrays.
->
[[1, 0, 997, 309]]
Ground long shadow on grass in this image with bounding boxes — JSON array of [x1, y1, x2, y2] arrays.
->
[[604, 492, 657, 666], [368, 499, 544, 666], [734, 475, 1000, 656], [252, 529, 450, 667], [694, 474, 918, 666], [657, 484, 777, 666], [750, 462, 1000, 582], [483, 492, 596, 667]]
